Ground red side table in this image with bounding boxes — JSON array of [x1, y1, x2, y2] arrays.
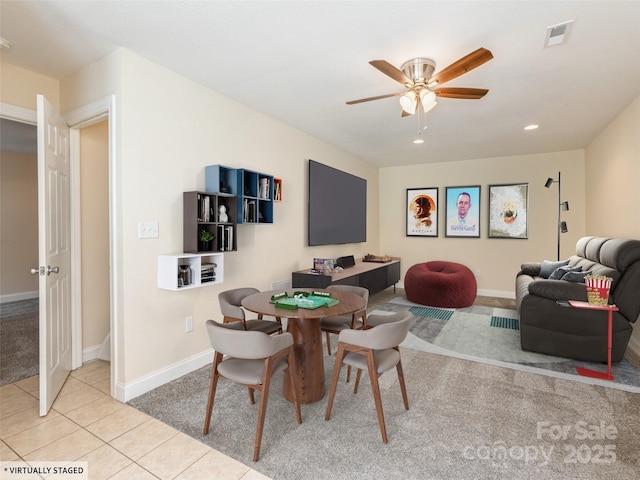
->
[[568, 300, 619, 381]]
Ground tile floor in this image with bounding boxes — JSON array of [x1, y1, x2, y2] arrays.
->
[[0, 361, 269, 480]]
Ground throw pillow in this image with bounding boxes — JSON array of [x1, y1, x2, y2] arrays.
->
[[540, 260, 569, 279], [561, 271, 590, 283], [549, 265, 582, 280]]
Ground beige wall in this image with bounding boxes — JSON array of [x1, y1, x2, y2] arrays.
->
[[585, 95, 640, 352], [61, 50, 381, 386], [0, 62, 60, 111], [0, 151, 38, 298], [585, 95, 640, 238], [379, 150, 586, 295], [80, 120, 110, 349]]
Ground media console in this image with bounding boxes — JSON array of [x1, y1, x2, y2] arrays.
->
[[292, 257, 401, 295]]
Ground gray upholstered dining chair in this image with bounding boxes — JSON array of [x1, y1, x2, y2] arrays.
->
[[203, 320, 302, 461], [320, 285, 369, 355], [324, 311, 413, 443], [219, 287, 282, 334]]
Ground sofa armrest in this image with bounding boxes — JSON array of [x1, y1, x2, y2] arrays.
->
[[528, 279, 588, 302], [520, 262, 542, 277]]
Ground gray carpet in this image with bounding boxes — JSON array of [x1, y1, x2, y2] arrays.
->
[[129, 334, 640, 479], [377, 297, 640, 392], [0, 299, 39, 386]]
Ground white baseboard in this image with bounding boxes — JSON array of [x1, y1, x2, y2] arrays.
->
[[83, 345, 102, 363], [477, 289, 515, 299], [0, 291, 38, 304], [393, 283, 513, 300], [120, 349, 213, 403]]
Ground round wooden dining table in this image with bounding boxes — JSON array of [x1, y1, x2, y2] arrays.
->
[[241, 288, 365, 404]]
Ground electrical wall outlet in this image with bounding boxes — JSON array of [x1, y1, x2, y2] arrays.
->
[[138, 221, 159, 239], [185, 316, 193, 333]]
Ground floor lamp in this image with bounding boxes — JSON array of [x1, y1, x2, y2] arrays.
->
[[545, 172, 569, 261]]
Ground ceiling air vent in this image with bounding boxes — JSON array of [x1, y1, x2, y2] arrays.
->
[[544, 20, 574, 48]]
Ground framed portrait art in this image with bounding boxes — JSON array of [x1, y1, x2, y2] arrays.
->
[[488, 183, 528, 239], [406, 188, 438, 237], [445, 186, 481, 238]]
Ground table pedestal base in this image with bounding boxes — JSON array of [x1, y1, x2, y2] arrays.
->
[[283, 317, 325, 404], [576, 367, 614, 381]]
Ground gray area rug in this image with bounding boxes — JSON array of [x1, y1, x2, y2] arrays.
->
[[130, 335, 640, 479], [0, 299, 39, 386], [377, 297, 640, 392]]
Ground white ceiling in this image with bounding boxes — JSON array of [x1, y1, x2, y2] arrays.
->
[[1, 1, 639, 167]]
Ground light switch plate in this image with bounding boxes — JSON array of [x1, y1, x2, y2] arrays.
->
[[138, 221, 159, 239]]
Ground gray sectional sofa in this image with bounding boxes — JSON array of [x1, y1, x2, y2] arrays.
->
[[516, 237, 640, 362]]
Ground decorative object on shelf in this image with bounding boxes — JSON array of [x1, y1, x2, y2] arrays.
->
[[363, 254, 392, 263], [199, 229, 215, 252], [488, 183, 528, 239], [545, 172, 569, 260], [178, 264, 192, 287], [445, 186, 481, 238], [406, 187, 438, 237], [219, 205, 228, 223], [313, 258, 335, 276]]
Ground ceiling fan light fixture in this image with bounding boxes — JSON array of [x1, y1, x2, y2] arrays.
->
[[420, 90, 437, 113], [400, 91, 417, 114]]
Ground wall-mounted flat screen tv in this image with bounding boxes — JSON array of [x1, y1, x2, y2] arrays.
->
[[308, 159, 367, 246]]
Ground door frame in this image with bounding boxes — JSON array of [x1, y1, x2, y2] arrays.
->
[[1, 97, 120, 400]]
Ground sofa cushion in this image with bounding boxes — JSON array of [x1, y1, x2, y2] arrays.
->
[[539, 260, 569, 279], [561, 270, 590, 283], [549, 265, 581, 280]]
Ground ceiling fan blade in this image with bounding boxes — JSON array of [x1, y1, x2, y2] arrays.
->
[[401, 110, 412, 117], [346, 92, 403, 105], [434, 87, 489, 99], [369, 60, 412, 85], [430, 48, 493, 86]]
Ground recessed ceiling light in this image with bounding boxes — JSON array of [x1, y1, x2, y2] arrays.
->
[[524, 124, 539, 131], [413, 138, 424, 144], [0, 37, 11, 49]]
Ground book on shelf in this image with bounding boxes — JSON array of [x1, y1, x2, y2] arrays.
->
[[200, 262, 216, 282], [198, 194, 212, 222], [217, 225, 234, 251], [259, 177, 270, 199]]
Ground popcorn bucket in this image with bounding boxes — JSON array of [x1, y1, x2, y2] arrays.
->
[[585, 275, 612, 306]]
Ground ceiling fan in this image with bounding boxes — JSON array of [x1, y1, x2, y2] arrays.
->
[[346, 47, 494, 116]]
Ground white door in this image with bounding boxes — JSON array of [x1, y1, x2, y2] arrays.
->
[[36, 95, 72, 416]]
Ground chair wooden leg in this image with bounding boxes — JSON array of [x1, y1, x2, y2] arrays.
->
[[353, 368, 362, 394], [286, 347, 302, 424], [325, 344, 346, 421], [248, 387, 255, 404], [366, 351, 388, 443], [203, 353, 223, 435], [396, 359, 409, 410], [253, 358, 273, 462], [325, 331, 332, 355], [346, 365, 352, 383]]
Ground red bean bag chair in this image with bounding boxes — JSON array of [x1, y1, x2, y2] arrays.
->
[[404, 261, 477, 307]]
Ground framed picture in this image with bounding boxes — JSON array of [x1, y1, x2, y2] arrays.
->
[[406, 188, 438, 237], [445, 186, 481, 237], [488, 183, 528, 239]]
